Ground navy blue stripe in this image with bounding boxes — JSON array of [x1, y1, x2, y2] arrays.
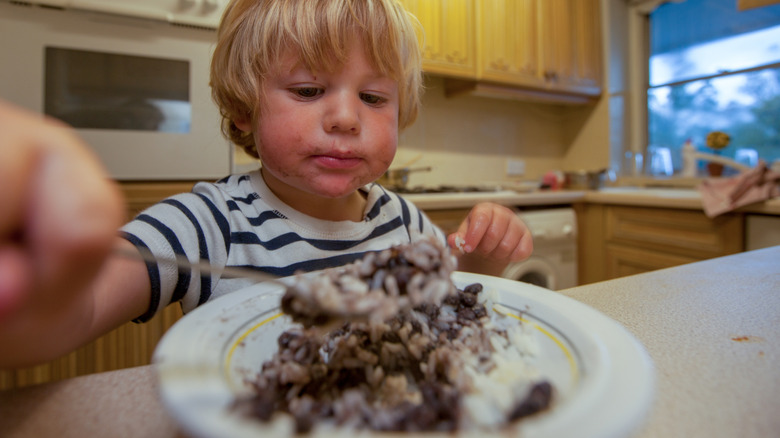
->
[[230, 216, 404, 252], [193, 194, 231, 255], [121, 232, 161, 323], [135, 214, 192, 303], [244, 210, 285, 227], [398, 196, 413, 241], [227, 200, 240, 212], [163, 198, 216, 306], [230, 194, 257, 205], [231, 251, 371, 277], [416, 208, 425, 234], [365, 191, 392, 221]]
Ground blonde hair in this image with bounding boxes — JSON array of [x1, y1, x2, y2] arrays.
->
[[210, 0, 423, 158]]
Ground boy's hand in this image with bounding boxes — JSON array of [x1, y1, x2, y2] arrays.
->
[[447, 202, 533, 275], [0, 101, 125, 321]]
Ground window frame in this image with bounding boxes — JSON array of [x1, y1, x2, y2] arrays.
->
[[620, 0, 780, 176]]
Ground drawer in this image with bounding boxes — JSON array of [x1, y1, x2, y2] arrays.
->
[[605, 243, 700, 279], [605, 205, 743, 258]]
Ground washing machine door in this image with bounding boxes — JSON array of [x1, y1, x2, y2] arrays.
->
[[502, 257, 557, 290]]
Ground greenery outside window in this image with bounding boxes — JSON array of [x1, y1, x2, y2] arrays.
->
[[647, 0, 780, 176]]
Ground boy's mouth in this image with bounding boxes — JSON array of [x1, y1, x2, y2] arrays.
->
[[312, 154, 363, 170]]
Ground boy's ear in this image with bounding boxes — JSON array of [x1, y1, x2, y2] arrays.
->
[[234, 118, 252, 132]]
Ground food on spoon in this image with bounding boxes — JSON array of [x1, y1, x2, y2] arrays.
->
[[280, 238, 458, 327], [236, 238, 554, 433]]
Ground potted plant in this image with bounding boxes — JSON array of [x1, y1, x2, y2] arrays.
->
[[705, 131, 730, 176]]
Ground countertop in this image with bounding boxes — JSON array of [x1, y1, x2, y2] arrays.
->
[[1, 246, 778, 437], [584, 187, 780, 214], [402, 189, 586, 210], [403, 186, 780, 215]]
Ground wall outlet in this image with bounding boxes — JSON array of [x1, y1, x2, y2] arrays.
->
[[506, 158, 526, 176]]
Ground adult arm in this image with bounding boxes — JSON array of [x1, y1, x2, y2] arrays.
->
[[0, 101, 150, 367]]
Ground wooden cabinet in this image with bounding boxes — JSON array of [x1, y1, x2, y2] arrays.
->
[[576, 203, 744, 284], [424, 208, 470, 234], [121, 181, 198, 219], [568, 0, 603, 94], [400, 0, 477, 77], [477, 0, 603, 96], [0, 306, 183, 390], [0, 182, 193, 390], [478, 0, 540, 87], [401, 0, 603, 99]]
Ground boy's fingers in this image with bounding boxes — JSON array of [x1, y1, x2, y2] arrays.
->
[[511, 231, 534, 262], [452, 205, 490, 253]]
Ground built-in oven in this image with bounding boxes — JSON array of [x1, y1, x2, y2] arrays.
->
[[0, 1, 231, 180]]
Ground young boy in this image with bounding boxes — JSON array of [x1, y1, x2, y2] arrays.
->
[[0, 0, 531, 368]]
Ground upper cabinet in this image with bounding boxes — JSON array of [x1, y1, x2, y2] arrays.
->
[[478, 0, 540, 86], [402, 0, 604, 100], [399, 0, 478, 78], [478, 0, 603, 97]]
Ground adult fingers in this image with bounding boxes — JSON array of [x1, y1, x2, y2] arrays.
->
[[0, 102, 125, 312]]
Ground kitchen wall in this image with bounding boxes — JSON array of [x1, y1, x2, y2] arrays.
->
[[233, 75, 610, 186], [234, 74, 613, 187], [393, 75, 611, 188]]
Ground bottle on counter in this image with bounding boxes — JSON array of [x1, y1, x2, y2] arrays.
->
[[681, 139, 697, 177]]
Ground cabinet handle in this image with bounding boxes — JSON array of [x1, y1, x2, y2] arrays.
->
[[491, 59, 509, 71], [445, 51, 466, 63]]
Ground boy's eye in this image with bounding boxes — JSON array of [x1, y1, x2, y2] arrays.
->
[[291, 87, 322, 99], [360, 93, 385, 105]]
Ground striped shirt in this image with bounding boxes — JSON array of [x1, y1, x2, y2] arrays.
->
[[121, 171, 445, 322]]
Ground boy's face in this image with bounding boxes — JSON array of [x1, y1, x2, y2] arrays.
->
[[237, 39, 399, 201]]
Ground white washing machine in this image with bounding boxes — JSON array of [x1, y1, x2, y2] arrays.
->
[[502, 208, 578, 290]]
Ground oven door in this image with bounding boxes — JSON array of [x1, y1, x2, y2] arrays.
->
[[0, 2, 231, 180]]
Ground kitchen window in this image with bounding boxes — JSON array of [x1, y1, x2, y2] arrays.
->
[[646, 0, 780, 175]]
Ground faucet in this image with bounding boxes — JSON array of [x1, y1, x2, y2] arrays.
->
[[681, 142, 751, 177]]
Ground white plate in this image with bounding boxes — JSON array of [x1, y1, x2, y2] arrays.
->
[[153, 271, 654, 438]]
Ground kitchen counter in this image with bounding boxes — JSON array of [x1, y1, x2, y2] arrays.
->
[[1, 246, 778, 437], [585, 186, 780, 215], [399, 186, 780, 215], [401, 189, 586, 210]]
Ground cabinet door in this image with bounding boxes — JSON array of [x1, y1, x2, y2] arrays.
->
[[478, 0, 602, 96], [605, 243, 700, 280], [538, 0, 574, 87], [0, 305, 183, 390], [577, 203, 745, 285], [478, 0, 540, 86], [606, 206, 744, 258], [424, 208, 470, 234], [569, 0, 604, 94], [400, 0, 477, 77]]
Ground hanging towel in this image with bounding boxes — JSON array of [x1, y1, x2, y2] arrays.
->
[[699, 160, 780, 218]]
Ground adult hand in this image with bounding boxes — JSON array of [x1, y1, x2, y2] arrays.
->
[[0, 101, 125, 322]]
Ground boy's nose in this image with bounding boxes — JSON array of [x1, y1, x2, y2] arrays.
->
[[324, 92, 360, 134]]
